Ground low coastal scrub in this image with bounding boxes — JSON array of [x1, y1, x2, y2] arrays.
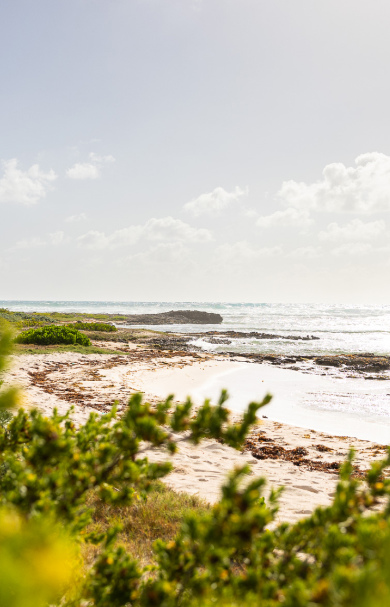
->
[[1, 319, 390, 607], [0, 307, 55, 328], [69, 321, 117, 332], [0, 308, 125, 329], [34, 310, 129, 323], [15, 325, 91, 346]]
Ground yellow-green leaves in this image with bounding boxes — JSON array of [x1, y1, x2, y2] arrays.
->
[[0, 508, 77, 607], [0, 320, 20, 411]]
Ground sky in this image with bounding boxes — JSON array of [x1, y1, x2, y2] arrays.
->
[[1, 0, 390, 303]]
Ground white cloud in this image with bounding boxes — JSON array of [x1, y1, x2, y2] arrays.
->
[[142, 217, 212, 243], [12, 231, 67, 250], [331, 242, 374, 257], [89, 153, 115, 164], [48, 231, 66, 245], [184, 186, 248, 216], [137, 242, 189, 263], [243, 208, 258, 218], [215, 241, 282, 262], [77, 228, 132, 250], [77, 217, 212, 250], [13, 237, 46, 249], [0, 159, 57, 205], [119, 242, 191, 266], [66, 163, 100, 180], [278, 152, 390, 213], [319, 218, 386, 242], [77, 230, 106, 249], [65, 212, 87, 223], [287, 246, 321, 259], [256, 207, 313, 228], [77, 230, 110, 250], [66, 152, 115, 180]]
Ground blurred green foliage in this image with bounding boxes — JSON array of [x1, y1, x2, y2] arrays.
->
[[0, 320, 20, 411], [0, 508, 77, 607]]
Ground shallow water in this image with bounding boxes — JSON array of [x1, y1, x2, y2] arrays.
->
[[191, 362, 390, 444]]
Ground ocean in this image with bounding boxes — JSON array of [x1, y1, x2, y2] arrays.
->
[[2, 300, 389, 442], [2, 301, 390, 356]]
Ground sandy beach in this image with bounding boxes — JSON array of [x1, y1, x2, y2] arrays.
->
[[4, 338, 388, 524]]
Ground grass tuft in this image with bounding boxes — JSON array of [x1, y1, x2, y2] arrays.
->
[[84, 482, 209, 567]]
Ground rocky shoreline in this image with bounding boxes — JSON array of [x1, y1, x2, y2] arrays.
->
[[117, 310, 223, 325], [198, 330, 320, 341], [79, 326, 390, 381], [224, 351, 390, 379], [9, 303, 388, 382]]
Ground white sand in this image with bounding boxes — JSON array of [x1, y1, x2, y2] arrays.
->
[[5, 352, 388, 523], [146, 435, 338, 524]]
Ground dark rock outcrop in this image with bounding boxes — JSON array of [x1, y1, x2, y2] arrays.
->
[[120, 310, 223, 325], [224, 351, 390, 376], [199, 331, 319, 341], [314, 354, 390, 372]]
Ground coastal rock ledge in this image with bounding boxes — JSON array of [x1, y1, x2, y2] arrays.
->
[[120, 310, 223, 325]]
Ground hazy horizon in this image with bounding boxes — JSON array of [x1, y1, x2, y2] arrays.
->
[[2, 299, 389, 308]]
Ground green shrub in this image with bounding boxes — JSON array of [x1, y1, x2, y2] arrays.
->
[[15, 325, 91, 346], [69, 322, 117, 333]]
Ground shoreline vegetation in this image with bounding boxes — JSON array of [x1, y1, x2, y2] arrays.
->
[[2, 306, 389, 378]]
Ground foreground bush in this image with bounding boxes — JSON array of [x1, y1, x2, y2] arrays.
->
[[70, 321, 117, 332], [2, 319, 390, 607], [15, 325, 91, 346], [0, 321, 20, 410]]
